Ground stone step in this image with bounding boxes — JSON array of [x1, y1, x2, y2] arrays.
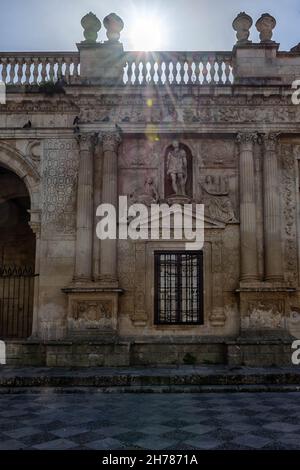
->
[[1, 366, 300, 390]]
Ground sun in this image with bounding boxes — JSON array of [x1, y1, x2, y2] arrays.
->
[[130, 15, 163, 51]]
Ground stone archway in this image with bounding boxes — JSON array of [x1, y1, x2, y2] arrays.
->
[[0, 144, 41, 339]]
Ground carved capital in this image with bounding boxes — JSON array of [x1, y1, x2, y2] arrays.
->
[[28, 209, 41, 237], [76, 132, 98, 152], [261, 132, 280, 152], [101, 131, 122, 153], [236, 132, 258, 147]]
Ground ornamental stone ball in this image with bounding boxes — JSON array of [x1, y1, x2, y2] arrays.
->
[[232, 12, 253, 44], [255, 13, 276, 43], [81, 12, 101, 43], [103, 13, 124, 42]]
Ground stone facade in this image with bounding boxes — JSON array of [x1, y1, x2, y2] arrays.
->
[[1, 11, 300, 366]]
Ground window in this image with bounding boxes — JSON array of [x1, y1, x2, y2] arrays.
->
[[154, 251, 203, 325]]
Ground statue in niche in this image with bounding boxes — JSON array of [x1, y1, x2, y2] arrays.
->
[[130, 177, 159, 206], [200, 175, 237, 224], [167, 140, 188, 196]]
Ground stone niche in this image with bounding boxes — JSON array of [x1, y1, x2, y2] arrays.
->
[[64, 290, 119, 338], [164, 142, 193, 199]]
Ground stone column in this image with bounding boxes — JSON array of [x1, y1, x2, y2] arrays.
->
[[237, 132, 259, 282], [74, 133, 97, 282], [93, 141, 102, 281], [100, 131, 122, 285], [262, 133, 283, 282], [28, 210, 41, 337]]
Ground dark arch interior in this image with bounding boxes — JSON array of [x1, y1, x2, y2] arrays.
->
[[0, 165, 35, 268], [0, 165, 36, 339]]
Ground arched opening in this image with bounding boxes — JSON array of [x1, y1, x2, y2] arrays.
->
[[0, 165, 36, 339]]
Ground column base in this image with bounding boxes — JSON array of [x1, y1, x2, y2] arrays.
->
[[240, 275, 261, 284], [265, 275, 284, 283], [98, 275, 119, 289]]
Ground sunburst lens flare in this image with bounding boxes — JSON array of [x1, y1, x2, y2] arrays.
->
[[130, 15, 163, 51]]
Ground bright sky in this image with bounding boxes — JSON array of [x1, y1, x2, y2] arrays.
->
[[0, 0, 299, 51]]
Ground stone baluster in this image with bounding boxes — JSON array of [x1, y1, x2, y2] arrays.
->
[[262, 133, 283, 282], [237, 132, 260, 282], [73, 55, 79, 79], [32, 58, 39, 85], [48, 57, 55, 82], [40, 58, 47, 82], [24, 57, 31, 85], [99, 131, 122, 286], [8, 57, 16, 85], [65, 57, 71, 82], [74, 133, 97, 283], [1, 57, 8, 83], [57, 56, 63, 79]]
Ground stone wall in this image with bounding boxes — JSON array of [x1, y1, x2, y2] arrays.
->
[[1, 9, 300, 365]]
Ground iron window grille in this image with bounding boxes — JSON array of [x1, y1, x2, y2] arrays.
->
[[154, 251, 204, 325]]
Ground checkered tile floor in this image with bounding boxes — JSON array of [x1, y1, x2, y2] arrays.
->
[[0, 392, 300, 450]]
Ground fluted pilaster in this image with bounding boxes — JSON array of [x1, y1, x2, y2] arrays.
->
[[262, 133, 283, 282], [237, 132, 260, 282], [99, 131, 122, 285], [74, 132, 97, 282]]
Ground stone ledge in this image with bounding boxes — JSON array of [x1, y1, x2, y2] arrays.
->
[[0, 365, 300, 389]]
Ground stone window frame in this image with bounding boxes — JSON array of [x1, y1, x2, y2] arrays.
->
[[154, 250, 204, 326]]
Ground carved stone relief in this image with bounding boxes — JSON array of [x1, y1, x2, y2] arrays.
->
[[243, 299, 285, 330], [129, 177, 160, 206], [70, 300, 113, 330], [42, 139, 79, 236], [198, 140, 237, 168], [119, 140, 160, 169], [26, 140, 42, 164], [76, 94, 300, 126], [199, 175, 238, 223]]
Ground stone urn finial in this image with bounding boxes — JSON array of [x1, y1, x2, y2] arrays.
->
[[81, 12, 101, 43], [255, 13, 276, 43], [232, 12, 253, 44], [103, 13, 124, 42]]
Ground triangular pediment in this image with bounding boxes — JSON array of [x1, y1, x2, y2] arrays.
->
[[121, 204, 226, 230]]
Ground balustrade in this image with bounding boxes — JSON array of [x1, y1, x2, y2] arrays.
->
[[0, 53, 80, 85]]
